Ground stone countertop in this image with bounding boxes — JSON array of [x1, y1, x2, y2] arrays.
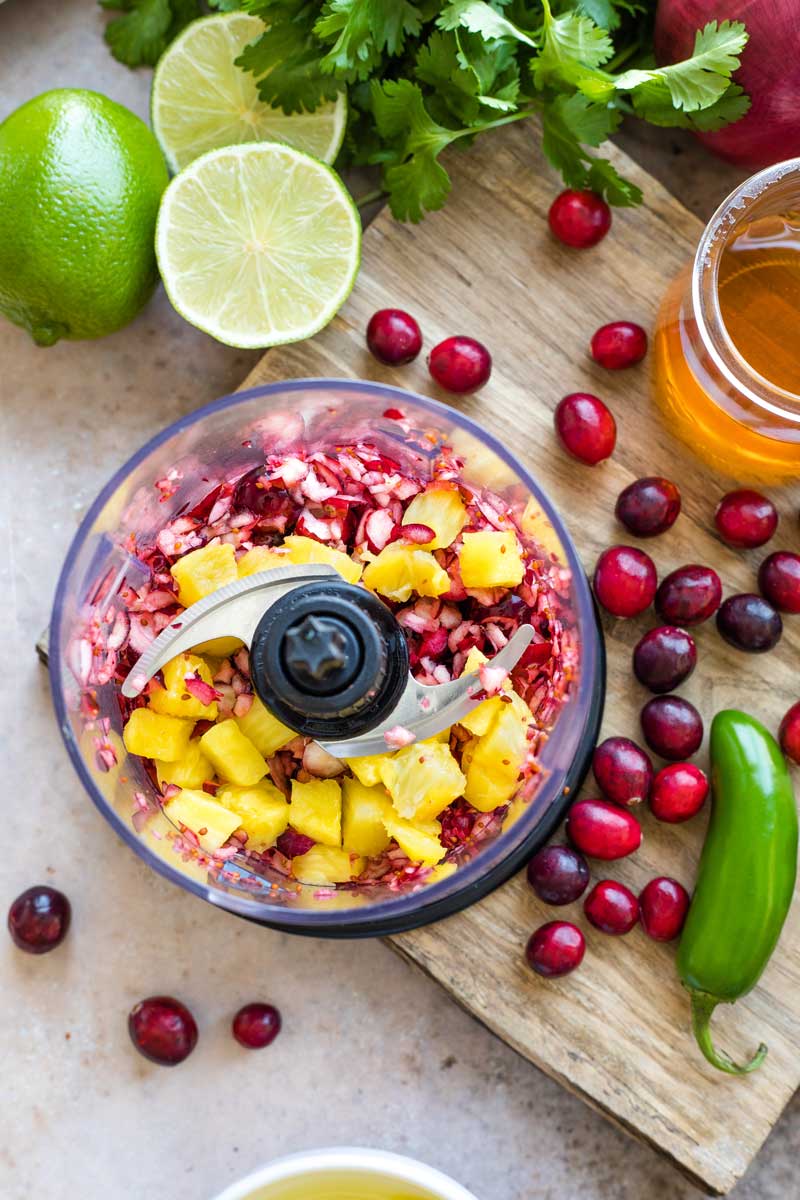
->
[[0, 2, 797, 1198]]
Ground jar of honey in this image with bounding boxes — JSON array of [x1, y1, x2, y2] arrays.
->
[[655, 160, 800, 481]]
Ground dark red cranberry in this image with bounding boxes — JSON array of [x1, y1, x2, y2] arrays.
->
[[427, 336, 491, 393], [592, 737, 653, 807], [616, 477, 681, 538], [650, 762, 708, 823], [525, 921, 585, 977], [716, 593, 782, 653], [584, 880, 639, 935], [548, 189, 610, 249], [566, 799, 641, 860], [758, 551, 800, 613], [232, 1002, 282, 1049], [276, 828, 316, 858], [8, 886, 71, 954], [640, 695, 704, 760], [590, 321, 648, 369], [639, 877, 690, 942], [714, 489, 778, 549], [633, 626, 697, 694], [594, 545, 657, 618], [366, 309, 422, 365], [779, 702, 800, 764], [554, 392, 616, 465], [655, 564, 722, 626], [128, 997, 198, 1066], [526, 844, 589, 905]]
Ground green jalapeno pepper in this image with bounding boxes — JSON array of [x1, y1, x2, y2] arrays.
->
[[677, 709, 798, 1075]]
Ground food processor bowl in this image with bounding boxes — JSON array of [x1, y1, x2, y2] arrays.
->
[[50, 380, 604, 936]]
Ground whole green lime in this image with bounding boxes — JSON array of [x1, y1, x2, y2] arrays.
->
[[0, 89, 169, 345]]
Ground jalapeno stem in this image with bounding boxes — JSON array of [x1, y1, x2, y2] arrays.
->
[[690, 991, 768, 1075]]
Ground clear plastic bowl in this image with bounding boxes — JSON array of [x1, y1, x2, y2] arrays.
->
[[50, 380, 604, 936]]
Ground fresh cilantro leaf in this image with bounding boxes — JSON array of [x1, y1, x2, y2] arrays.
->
[[586, 157, 641, 206], [416, 30, 483, 125], [207, 0, 241, 9], [633, 81, 751, 132], [438, 0, 537, 48], [371, 79, 456, 220], [614, 20, 748, 111], [239, 1, 344, 112], [542, 94, 639, 205], [555, 92, 621, 146], [104, 0, 174, 66], [534, 0, 614, 89]]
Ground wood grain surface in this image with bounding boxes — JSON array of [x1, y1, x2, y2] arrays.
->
[[239, 123, 800, 1195]]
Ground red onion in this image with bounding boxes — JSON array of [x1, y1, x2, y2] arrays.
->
[[301, 741, 345, 777]]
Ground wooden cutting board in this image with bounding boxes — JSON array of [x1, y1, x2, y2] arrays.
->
[[239, 123, 800, 1195]]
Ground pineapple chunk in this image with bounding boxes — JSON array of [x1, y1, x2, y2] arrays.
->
[[345, 754, 387, 787], [458, 644, 502, 736], [290, 778, 342, 847], [362, 545, 449, 602], [237, 546, 288, 578], [155, 740, 214, 790], [459, 530, 524, 588], [402, 486, 467, 549], [463, 646, 488, 674], [235, 693, 295, 758], [191, 636, 243, 658], [292, 845, 364, 885], [282, 535, 362, 584], [217, 782, 290, 851], [170, 541, 238, 606], [163, 787, 241, 852], [200, 721, 267, 786], [123, 708, 194, 762], [342, 777, 392, 856], [464, 694, 532, 812], [380, 741, 466, 822], [383, 812, 446, 867], [149, 652, 218, 720]]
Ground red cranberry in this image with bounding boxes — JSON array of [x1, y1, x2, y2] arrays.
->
[[714, 489, 778, 549], [526, 844, 589, 905], [716, 593, 782, 653], [276, 828, 316, 858], [554, 392, 616, 465], [590, 321, 648, 369], [427, 336, 491, 393], [548, 189, 610, 249], [639, 877, 690, 942], [584, 880, 639, 935], [594, 545, 657, 618], [779, 701, 800, 764], [566, 799, 641, 860], [8, 886, 71, 954], [616, 477, 681, 538], [641, 695, 704, 760], [366, 309, 422, 365], [650, 763, 708, 822], [592, 737, 653, 807], [655, 564, 722, 626], [633, 626, 697, 694], [759, 551, 800, 613], [232, 1002, 282, 1049], [128, 996, 198, 1066], [525, 921, 585, 977]]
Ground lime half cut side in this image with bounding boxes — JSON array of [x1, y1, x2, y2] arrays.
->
[[156, 142, 361, 349], [151, 12, 347, 173]]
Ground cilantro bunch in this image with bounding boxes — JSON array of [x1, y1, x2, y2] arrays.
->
[[102, 0, 749, 222]]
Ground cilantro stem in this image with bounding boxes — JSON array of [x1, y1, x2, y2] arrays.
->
[[355, 188, 388, 209], [449, 107, 539, 143]]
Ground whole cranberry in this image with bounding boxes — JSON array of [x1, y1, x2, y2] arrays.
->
[[128, 997, 198, 1066], [641, 695, 703, 760], [548, 189, 610, 249], [656, 564, 722, 626], [633, 626, 697, 694], [590, 321, 648, 369], [566, 799, 641, 860], [592, 737, 653, 807], [7, 886, 71, 954], [428, 336, 491, 393], [554, 393, 616, 465], [616, 477, 681, 538], [716, 593, 782, 653], [779, 702, 800, 764], [232, 1002, 282, 1049], [584, 880, 639, 935], [366, 309, 422, 365], [639, 877, 690, 942], [650, 763, 709, 822], [715, 489, 778, 549], [759, 551, 800, 613], [594, 545, 657, 618], [525, 921, 585, 976], [526, 844, 590, 905]]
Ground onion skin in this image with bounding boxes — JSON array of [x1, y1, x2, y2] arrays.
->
[[655, 0, 800, 169]]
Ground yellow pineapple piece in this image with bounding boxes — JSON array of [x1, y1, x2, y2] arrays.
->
[[345, 754, 387, 787], [459, 530, 524, 589], [217, 782, 290, 851], [235, 694, 295, 758], [191, 636, 243, 658], [292, 845, 364, 885], [362, 545, 449, 602], [402, 486, 467, 549], [383, 812, 445, 867], [458, 644, 515, 736], [170, 541, 238, 606], [428, 860, 458, 884], [163, 787, 241, 852], [237, 546, 288, 578], [155, 740, 214, 790], [200, 720, 267, 786], [123, 708, 194, 762], [289, 779, 342, 847], [282, 535, 362, 584], [380, 741, 466, 822], [149, 652, 218, 720], [342, 777, 392, 856], [464, 694, 532, 812]]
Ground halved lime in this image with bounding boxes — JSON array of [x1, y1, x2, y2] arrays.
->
[[151, 13, 347, 173], [156, 142, 361, 348]]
